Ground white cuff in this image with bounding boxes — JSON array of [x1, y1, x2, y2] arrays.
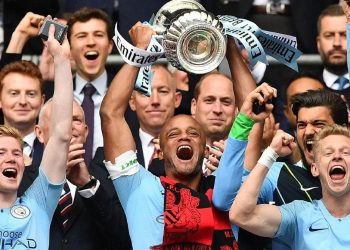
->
[[104, 150, 140, 180], [258, 146, 279, 170], [78, 179, 100, 198]]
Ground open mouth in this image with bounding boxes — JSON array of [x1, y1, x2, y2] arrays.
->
[[329, 165, 346, 181], [84, 51, 99, 60], [304, 139, 313, 154], [2, 168, 17, 179], [176, 145, 193, 160]]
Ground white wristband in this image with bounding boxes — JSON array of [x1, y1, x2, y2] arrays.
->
[[258, 146, 279, 170]]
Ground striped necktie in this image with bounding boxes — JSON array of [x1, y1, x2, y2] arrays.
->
[[58, 182, 73, 230]]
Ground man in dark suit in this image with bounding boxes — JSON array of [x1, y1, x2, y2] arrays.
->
[[19, 99, 131, 250], [67, 8, 116, 166], [316, 4, 350, 105]]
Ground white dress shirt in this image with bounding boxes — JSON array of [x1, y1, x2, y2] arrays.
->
[[139, 128, 155, 170], [23, 132, 36, 157], [74, 71, 108, 157], [323, 69, 350, 90]]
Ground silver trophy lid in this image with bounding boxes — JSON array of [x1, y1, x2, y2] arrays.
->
[[153, 0, 206, 34]]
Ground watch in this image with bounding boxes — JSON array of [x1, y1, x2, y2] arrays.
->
[[78, 176, 97, 190]]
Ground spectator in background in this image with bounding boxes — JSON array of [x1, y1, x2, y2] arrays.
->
[[0, 61, 45, 166], [67, 8, 114, 166], [317, 4, 350, 103]]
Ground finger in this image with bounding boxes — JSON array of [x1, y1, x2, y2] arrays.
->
[[209, 146, 223, 159], [205, 161, 218, 172], [67, 158, 84, 169], [69, 143, 84, 151], [212, 140, 225, 152]]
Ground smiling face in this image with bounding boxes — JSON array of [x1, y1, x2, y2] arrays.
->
[[296, 106, 335, 168], [191, 73, 235, 144], [159, 115, 207, 182], [0, 135, 24, 197], [312, 134, 350, 198], [317, 15, 347, 74], [69, 18, 112, 81], [129, 65, 181, 137], [0, 72, 44, 135]]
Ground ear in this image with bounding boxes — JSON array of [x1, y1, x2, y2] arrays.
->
[[204, 145, 209, 159], [158, 149, 164, 160], [191, 98, 197, 116], [41, 94, 45, 105], [316, 35, 321, 53], [129, 93, 136, 111], [84, 123, 89, 141], [283, 104, 288, 117], [34, 125, 44, 144], [108, 41, 113, 54], [174, 91, 182, 108], [311, 162, 319, 177]]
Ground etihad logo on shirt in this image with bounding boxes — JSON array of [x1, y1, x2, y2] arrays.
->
[[0, 238, 37, 249]]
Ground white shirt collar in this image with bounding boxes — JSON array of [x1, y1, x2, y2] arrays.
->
[[139, 128, 154, 149], [23, 132, 36, 156], [323, 69, 350, 89], [75, 71, 108, 96]]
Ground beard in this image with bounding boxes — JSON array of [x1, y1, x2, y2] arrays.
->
[[321, 50, 348, 75]]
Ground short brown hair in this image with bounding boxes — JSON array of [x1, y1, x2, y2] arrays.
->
[[0, 125, 24, 151], [313, 124, 350, 161], [193, 71, 232, 100], [0, 60, 44, 94], [317, 4, 344, 33], [67, 7, 113, 42]]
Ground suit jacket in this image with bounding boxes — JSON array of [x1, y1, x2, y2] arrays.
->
[[19, 155, 131, 250], [239, 0, 338, 53]]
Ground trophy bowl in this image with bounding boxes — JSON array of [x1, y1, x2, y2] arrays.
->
[[163, 10, 226, 74]]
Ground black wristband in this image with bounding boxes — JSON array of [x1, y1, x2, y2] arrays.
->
[[78, 176, 97, 190]]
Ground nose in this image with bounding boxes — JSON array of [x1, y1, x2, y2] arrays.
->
[[213, 101, 222, 114], [87, 34, 96, 46], [304, 123, 317, 136], [150, 92, 160, 106], [18, 93, 27, 105], [333, 33, 342, 47], [5, 152, 16, 163]]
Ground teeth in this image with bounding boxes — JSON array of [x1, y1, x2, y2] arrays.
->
[[179, 145, 191, 150], [85, 51, 98, 56], [306, 140, 313, 145], [2, 168, 17, 178], [331, 165, 345, 171]]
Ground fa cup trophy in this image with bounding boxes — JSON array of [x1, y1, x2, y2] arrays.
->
[[152, 0, 227, 74]]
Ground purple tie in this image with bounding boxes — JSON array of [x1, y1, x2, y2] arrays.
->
[[81, 84, 96, 165]]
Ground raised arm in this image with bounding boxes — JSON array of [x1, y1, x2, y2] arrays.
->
[[40, 20, 72, 183], [6, 12, 44, 53], [226, 38, 257, 109], [213, 83, 276, 210], [229, 129, 296, 237], [100, 22, 154, 162]]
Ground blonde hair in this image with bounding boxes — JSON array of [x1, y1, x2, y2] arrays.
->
[[0, 125, 24, 151], [312, 124, 350, 160]]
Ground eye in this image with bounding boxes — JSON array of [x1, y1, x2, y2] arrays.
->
[[168, 131, 179, 138], [188, 130, 199, 137], [27, 91, 37, 98], [9, 91, 19, 96], [313, 122, 326, 128], [204, 98, 214, 104], [297, 123, 306, 129]]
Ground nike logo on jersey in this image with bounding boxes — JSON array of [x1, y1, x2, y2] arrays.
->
[[300, 186, 319, 192], [309, 225, 328, 232]]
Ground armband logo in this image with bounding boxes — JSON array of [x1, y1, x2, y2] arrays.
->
[[120, 158, 137, 170], [11, 205, 31, 219]]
